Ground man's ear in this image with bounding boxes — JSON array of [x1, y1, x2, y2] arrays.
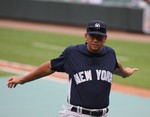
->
[[84, 33, 88, 42], [103, 36, 107, 43]]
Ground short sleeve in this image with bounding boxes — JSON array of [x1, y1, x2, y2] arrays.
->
[[51, 51, 66, 72], [113, 50, 119, 70], [115, 59, 119, 70]]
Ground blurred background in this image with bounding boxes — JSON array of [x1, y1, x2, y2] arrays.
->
[[0, 0, 150, 34], [0, 0, 150, 117]]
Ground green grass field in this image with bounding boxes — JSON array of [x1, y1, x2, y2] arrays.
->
[[0, 27, 150, 89]]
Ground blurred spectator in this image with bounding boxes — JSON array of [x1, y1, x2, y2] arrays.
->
[[144, 0, 150, 5], [80, 0, 103, 4], [65, 0, 103, 4], [131, 0, 150, 8]]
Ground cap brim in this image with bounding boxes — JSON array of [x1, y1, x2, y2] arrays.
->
[[87, 31, 107, 36]]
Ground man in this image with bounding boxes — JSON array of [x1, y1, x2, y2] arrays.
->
[[7, 20, 138, 117]]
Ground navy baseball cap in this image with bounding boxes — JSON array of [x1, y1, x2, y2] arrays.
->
[[86, 20, 107, 36]]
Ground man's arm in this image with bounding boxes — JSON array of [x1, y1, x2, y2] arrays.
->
[[113, 61, 138, 78], [7, 61, 54, 88]]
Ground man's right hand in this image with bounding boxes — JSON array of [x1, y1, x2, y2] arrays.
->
[[7, 76, 23, 88]]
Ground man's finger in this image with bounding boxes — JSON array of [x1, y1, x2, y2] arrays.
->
[[134, 68, 138, 71], [7, 82, 14, 88], [13, 84, 17, 88]]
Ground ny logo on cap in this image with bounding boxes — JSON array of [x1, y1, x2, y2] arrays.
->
[[95, 23, 100, 29]]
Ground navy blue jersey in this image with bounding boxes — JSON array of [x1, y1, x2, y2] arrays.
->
[[51, 44, 119, 109]]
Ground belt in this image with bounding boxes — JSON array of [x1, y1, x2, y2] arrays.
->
[[71, 106, 109, 116]]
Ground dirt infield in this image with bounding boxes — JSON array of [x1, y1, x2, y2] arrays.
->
[[0, 19, 150, 98]]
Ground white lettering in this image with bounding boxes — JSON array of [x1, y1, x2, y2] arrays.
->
[[106, 71, 112, 83], [79, 71, 86, 83], [74, 74, 81, 84], [96, 69, 112, 83], [73, 70, 92, 84], [101, 70, 107, 81], [84, 70, 92, 81], [96, 70, 102, 80], [73, 69, 112, 85]]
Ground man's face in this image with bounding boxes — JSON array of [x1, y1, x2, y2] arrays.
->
[[84, 34, 107, 53]]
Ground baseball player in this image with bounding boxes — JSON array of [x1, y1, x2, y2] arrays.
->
[[7, 20, 138, 117]]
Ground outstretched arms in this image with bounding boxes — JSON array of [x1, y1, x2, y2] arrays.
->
[[114, 61, 138, 78], [7, 61, 54, 88]]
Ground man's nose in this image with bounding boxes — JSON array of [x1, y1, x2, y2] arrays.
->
[[92, 38, 99, 42]]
